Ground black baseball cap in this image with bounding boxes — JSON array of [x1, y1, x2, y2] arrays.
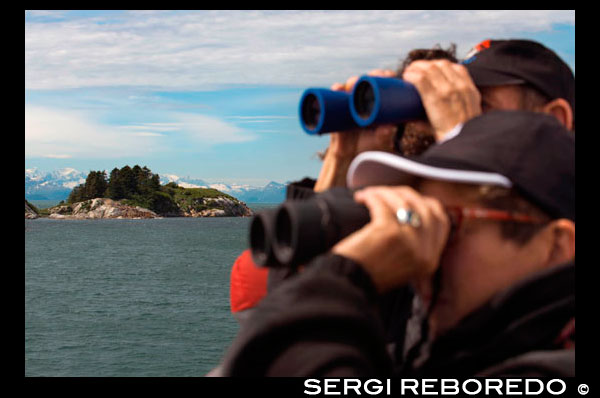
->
[[463, 39, 575, 116], [347, 110, 575, 221]]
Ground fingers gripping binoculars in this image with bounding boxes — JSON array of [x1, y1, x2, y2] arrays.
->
[[249, 188, 370, 268], [299, 76, 427, 135]]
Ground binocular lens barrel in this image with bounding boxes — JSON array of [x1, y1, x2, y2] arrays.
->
[[350, 76, 426, 127], [249, 209, 282, 267], [250, 188, 370, 268], [298, 88, 360, 135]]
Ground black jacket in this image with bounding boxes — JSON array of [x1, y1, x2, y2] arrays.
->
[[412, 260, 575, 377], [221, 253, 574, 377]]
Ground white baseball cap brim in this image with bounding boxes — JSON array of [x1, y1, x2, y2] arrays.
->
[[347, 151, 513, 189]]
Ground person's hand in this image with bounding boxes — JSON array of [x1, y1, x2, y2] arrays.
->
[[331, 186, 450, 293], [402, 59, 482, 141], [314, 69, 398, 192]]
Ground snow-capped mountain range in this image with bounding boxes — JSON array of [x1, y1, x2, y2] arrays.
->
[[25, 168, 287, 203], [26, 167, 88, 200]]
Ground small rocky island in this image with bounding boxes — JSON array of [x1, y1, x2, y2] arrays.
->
[[45, 195, 252, 219], [25, 165, 253, 220]]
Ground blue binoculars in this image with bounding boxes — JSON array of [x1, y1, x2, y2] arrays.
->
[[299, 76, 427, 135]]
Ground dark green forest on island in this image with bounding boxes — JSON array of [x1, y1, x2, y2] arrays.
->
[[66, 165, 237, 214]]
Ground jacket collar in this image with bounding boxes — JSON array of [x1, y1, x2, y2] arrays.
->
[[416, 261, 575, 376]]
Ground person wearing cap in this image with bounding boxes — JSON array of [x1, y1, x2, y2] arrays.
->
[[464, 39, 574, 131], [218, 111, 575, 377], [399, 38, 575, 155], [311, 38, 576, 195]]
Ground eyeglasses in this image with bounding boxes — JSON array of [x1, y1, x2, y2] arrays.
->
[[444, 206, 547, 240]]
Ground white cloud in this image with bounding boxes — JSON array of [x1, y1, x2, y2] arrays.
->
[[43, 154, 72, 159], [225, 116, 296, 126], [226, 116, 295, 120], [170, 113, 256, 144], [25, 10, 574, 90], [24, 105, 256, 159], [25, 105, 163, 159], [131, 132, 165, 137], [120, 123, 182, 133]]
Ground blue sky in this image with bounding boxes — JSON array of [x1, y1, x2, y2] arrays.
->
[[25, 10, 575, 186]]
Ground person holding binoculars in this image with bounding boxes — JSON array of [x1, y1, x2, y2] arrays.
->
[[223, 110, 575, 377], [298, 39, 574, 200], [213, 40, 575, 375]]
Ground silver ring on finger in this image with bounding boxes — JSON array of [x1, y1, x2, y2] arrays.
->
[[396, 207, 422, 228]]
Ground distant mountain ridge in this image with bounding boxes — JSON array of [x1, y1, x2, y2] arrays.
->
[[25, 168, 287, 203], [159, 174, 286, 203], [25, 167, 87, 200]]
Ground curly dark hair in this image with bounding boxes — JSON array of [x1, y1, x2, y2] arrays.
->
[[396, 44, 458, 77], [394, 44, 458, 155]]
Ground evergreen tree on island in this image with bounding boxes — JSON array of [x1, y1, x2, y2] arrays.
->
[[68, 165, 176, 213], [68, 170, 108, 203]]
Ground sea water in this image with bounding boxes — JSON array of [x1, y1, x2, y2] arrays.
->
[[25, 204, 278, 377]]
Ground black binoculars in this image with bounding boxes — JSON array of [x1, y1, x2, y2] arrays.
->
[[249, 187, 370, 268], [299, 76, 427, 135]]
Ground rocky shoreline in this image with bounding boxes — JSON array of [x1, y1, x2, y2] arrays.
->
[[25, 201, 39, 219], [25, 197, 253, 220]]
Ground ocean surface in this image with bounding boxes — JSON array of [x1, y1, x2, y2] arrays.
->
[[25, 203, 279, 377]]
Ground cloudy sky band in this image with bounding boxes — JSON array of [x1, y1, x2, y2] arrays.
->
[[25, 10, 575, 90], [25, 10, 575, 186]]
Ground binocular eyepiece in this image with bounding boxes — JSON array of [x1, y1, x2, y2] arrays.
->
[[299, 76, 427, 135], [249, 188, 370, 268]]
